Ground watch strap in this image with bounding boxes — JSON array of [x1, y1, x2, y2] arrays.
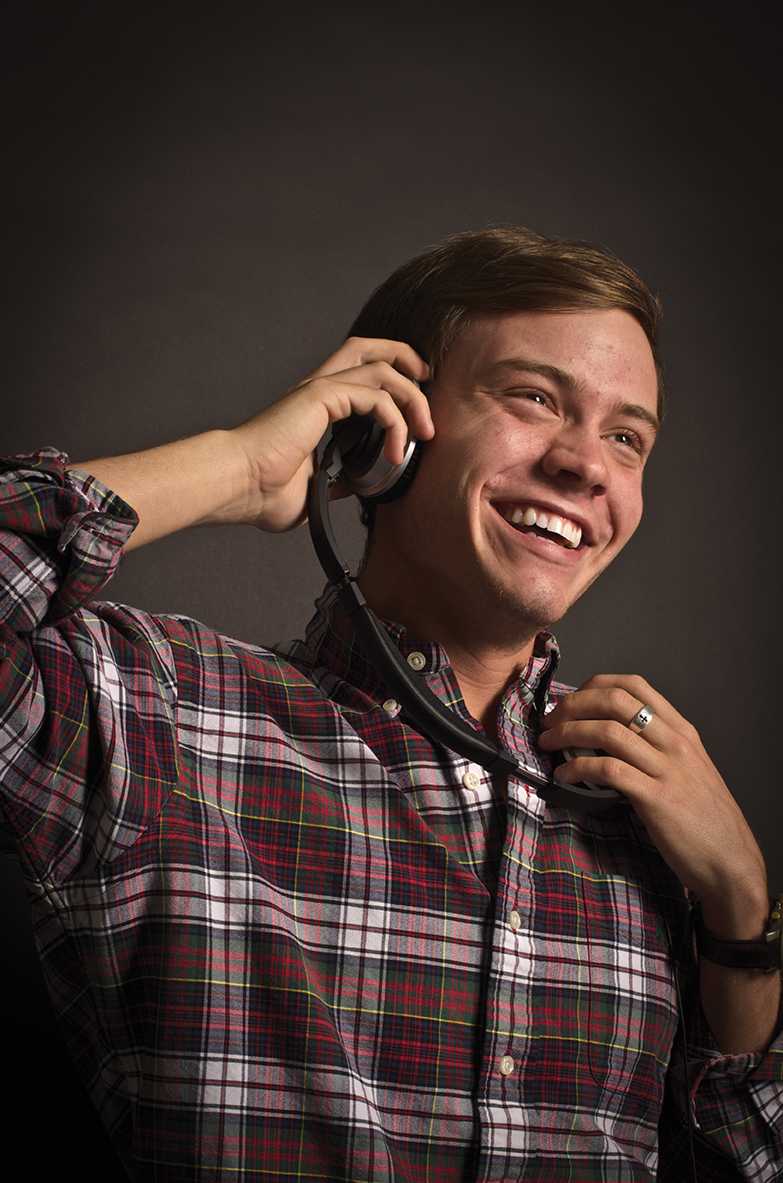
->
[[693, 893, 782, 973]]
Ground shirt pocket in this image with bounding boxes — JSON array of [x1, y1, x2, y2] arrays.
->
[[529, 803, 688, 1121], [575, 864, 683, 1110]]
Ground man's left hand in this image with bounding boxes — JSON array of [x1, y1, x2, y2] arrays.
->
[[537, 674, 768, 920]]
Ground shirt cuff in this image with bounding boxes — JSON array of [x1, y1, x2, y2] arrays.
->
[[0, 447, 138, 630], [687, 981, 783, 1129]]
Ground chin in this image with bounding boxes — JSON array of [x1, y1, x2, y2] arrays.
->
[[488, 576, 573, 633]]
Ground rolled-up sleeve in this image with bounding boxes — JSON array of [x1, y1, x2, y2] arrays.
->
[[0, 448, 179, 882], [685, 972, 783, 1178]]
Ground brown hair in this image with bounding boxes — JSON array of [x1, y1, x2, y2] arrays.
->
[[346, 225, 664, 539]]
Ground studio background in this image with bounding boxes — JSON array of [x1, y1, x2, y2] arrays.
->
[[2, 2, 780, 1175]]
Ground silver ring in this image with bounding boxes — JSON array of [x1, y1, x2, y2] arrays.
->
[[628, 704, 654, 734]]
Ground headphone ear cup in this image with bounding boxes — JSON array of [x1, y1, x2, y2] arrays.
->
[[366, 438, 424, 504], [331, 416, 385, 489], [331, 413, 423, 502], [331, 416, 384, 483]]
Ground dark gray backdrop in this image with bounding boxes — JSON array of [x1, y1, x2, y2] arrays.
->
[[2, 2, 781, 1174]]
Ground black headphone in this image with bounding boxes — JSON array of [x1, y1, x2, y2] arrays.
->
[[306, 400, 625, 813]]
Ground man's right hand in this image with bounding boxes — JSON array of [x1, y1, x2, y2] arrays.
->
[[231, 337, 434, 533], [67, 337, 434, 553]]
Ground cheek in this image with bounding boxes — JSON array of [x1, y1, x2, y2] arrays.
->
[[410, 409, 537, 520], [466, 417, 539, 478], [416, 428, 484, 498]]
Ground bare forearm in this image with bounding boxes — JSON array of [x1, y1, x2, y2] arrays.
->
[[64, 338, 433, 551], [68, 429, 253, 552], [699, 961, 780, 1055], [698, 889, 781, 1055]]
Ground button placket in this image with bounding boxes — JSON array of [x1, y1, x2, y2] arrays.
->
[[475, 782, 539, 1108]]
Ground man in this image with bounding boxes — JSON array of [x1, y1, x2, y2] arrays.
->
[[1, 226, 781, 1181]]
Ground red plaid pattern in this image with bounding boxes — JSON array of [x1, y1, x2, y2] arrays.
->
[[1, 448, 781, 1182]]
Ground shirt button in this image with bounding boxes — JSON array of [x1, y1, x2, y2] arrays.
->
[[462, 768, 481, 790], [406, 651, 427, 671], [382, 698, 400, 715], [499, 1054, 515, 1076], [509, 910, 522, 931]]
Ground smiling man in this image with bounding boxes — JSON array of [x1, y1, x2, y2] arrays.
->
[[358, 307, 661, 736], [1, 226, 781, 1182]]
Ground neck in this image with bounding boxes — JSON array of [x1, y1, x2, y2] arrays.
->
[[358, 556, 539, 735]]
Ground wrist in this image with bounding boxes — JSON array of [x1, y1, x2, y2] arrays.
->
[[698, 879, 769, 940], [694, 890, 782, 976], [203, 428, 262, 528]]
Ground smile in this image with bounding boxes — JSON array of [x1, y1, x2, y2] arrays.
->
[[492, 502, 587, 549]]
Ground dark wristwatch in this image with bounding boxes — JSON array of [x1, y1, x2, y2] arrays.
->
[[693, 893, 783, 973]]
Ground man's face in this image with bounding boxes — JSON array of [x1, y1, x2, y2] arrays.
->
[[373, 308, 660, 640]]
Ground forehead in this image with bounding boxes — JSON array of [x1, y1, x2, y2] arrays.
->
[[444, 308, 659, 408]]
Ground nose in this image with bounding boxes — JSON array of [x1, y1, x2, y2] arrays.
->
[[539, 426, 608, 493]]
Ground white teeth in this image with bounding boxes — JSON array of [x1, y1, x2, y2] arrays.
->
[[501, 503, 584, 549]]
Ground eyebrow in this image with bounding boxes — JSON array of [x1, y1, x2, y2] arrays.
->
[[483, 357, 661, 435]]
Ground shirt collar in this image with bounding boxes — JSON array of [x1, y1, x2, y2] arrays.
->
[[284, 580, 562, 720]]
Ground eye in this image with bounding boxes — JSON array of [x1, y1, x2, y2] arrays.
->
[[506, 388, 553, 408], [611, 430, 644, 453]]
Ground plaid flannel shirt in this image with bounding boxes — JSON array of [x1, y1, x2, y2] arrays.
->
[[1, 448, 781, 1182]]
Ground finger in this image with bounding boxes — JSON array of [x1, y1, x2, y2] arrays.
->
[[541, 687, 671, 752], [312, 371, 434, 466], [542, 687, 640, 726], [305, 337, 431, 385], [554, 752, 650, 802], [312, 379, 425, 467], [538, 718, 663, 776], [578, 674, 697, 740], [326, 360, 435, 445]]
